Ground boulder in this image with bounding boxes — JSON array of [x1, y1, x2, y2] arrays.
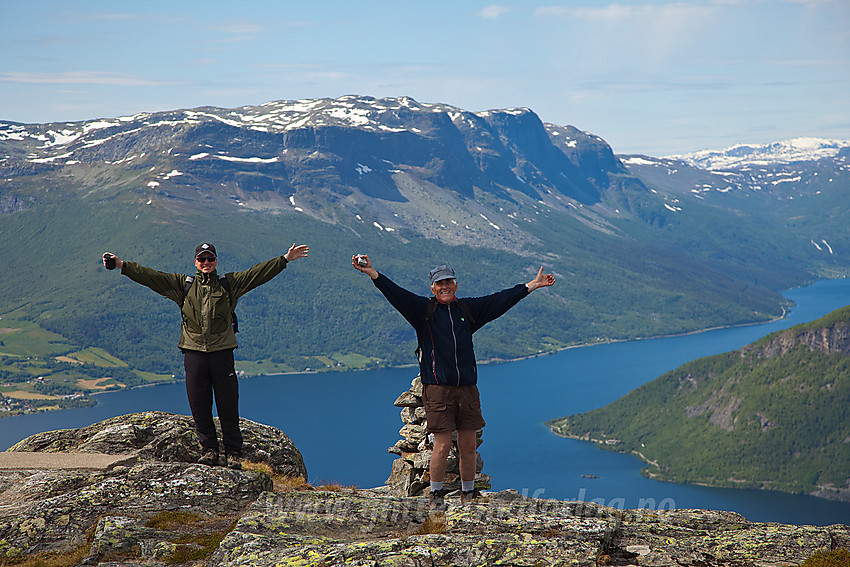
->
[[0, 411, 306, 563], [8, 410, 307, 477]]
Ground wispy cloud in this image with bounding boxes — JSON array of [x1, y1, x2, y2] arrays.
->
[[534, 3, 717, 22], [477, 5, 512, 19], [207, 22, 268, 34], [0, 72, 180, 87]]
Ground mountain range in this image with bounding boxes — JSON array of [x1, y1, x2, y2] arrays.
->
[[0, 96, 847, 380]]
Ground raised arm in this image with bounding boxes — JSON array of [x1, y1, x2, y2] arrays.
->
[[352, 253, 428, 328], [227, 243, 309, 298]]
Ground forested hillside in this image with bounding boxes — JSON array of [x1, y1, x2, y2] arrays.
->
[[548, 306, 850, 501]]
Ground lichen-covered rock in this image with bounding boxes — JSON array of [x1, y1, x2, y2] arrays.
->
[[210, 489, 850, 566], [2, 413, 849, 566], [0, 411, 304, 563], [9, 411, 307, 478], [611, 507, 850, 566], [0, 462, 270, 560]]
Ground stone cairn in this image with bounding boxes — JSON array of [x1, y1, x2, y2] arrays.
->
[[385, 375, 491, 496]]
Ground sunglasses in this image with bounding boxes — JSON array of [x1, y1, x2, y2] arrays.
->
[[197, 256, 217, 263]]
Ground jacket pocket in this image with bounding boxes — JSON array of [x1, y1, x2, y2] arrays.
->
[[209, 290, 231, 334]]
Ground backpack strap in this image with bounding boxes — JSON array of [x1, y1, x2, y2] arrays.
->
[[182, 276, 195, 304], [424, 297, 439, 321]]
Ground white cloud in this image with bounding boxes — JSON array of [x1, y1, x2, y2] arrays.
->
[[477, 5, 512, 19]]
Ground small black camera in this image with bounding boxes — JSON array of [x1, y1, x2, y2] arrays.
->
[[103, 253, 116, 270], [356, 255, 368, 266]]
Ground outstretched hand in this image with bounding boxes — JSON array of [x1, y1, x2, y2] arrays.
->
[[526, 266, 555, 292], [102, 252, 124, 271], [352, 254, 379, 279], [285, 243, 309, 262]]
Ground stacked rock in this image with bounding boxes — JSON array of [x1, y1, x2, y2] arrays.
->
[[385, 375, 490, 496]]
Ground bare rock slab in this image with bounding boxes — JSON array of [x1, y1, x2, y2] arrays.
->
[[0, 451, 137, 471]]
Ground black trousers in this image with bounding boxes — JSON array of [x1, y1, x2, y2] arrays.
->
[[183, 348, 242, 455]]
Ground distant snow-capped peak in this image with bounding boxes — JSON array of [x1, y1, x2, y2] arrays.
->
[[666, 137, 850, 170]]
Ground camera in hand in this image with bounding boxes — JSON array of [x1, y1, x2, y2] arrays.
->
[[103, 253, 116, 270], [356, 255, 368, 266]]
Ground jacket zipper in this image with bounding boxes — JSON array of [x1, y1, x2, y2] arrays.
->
[[448, 304, 461, 386]]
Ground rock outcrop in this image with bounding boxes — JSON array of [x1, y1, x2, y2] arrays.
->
[[385, 376, 490, 496], [743, 314, 850, 358], [1, 411, 848, 566], [210, 488, 850, 566], [8, 411, 306, 478], [0, 411, 306, 564]]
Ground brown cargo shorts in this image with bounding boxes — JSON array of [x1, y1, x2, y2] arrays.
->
[[422, 383, 486, 433]]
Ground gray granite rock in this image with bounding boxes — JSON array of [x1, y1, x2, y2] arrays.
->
[[9, 410, 307, 478]]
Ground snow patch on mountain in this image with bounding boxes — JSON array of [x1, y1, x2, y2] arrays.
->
[[667, 137, 850, 170]]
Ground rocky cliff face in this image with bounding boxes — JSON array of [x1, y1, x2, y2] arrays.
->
[[743, 312, 850, 358], [1, 412, 848, 566]]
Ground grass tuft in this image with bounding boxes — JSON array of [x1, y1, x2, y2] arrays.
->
[[802, 550, 850, 567]]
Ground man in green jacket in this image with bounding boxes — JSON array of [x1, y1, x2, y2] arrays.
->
[[102, 242, 309, 469]]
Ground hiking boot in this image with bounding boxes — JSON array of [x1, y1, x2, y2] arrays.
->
[[225, 453, 243, 470], [429, 489, 447, 512], [198, 450, 220, 466], [461, 489, 480, 503]]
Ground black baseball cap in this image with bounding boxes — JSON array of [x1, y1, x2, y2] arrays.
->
[[195, 243, 217, 258]]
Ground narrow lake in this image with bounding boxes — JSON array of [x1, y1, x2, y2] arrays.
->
[[3, 279, 849, 526]]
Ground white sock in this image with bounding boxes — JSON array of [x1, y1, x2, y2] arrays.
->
[[461, 480, 475, 492], [430, 481, 444, 493]]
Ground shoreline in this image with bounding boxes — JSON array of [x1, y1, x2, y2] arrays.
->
[[2, 308, 792, 417], [547, 429, 850, 505]]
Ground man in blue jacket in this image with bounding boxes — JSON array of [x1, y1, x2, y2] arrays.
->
[[352, 254, 555, 510]]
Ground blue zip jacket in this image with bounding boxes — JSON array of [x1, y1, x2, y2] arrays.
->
[[373, 273, 529, 386]]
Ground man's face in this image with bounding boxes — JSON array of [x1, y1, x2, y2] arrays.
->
[[430, 278, 458, 304], [195, 254, 217, 274]]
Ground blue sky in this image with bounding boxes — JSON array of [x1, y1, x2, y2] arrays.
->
[[1, 0, 847, 155]]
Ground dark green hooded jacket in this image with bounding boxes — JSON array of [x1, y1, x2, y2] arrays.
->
[[121, 256, 288, 352]]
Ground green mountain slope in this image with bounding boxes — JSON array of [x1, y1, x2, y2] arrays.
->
[[548, 306, 850, 501]]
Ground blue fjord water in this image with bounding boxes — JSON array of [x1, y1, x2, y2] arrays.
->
[[2, 279, 849, 526]]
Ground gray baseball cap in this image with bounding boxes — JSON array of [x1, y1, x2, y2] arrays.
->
[[429, 265, 456, 284]]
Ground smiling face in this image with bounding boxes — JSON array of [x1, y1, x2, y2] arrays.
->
[[430, 278, 458, 304], [195, 254, 217, 274]]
